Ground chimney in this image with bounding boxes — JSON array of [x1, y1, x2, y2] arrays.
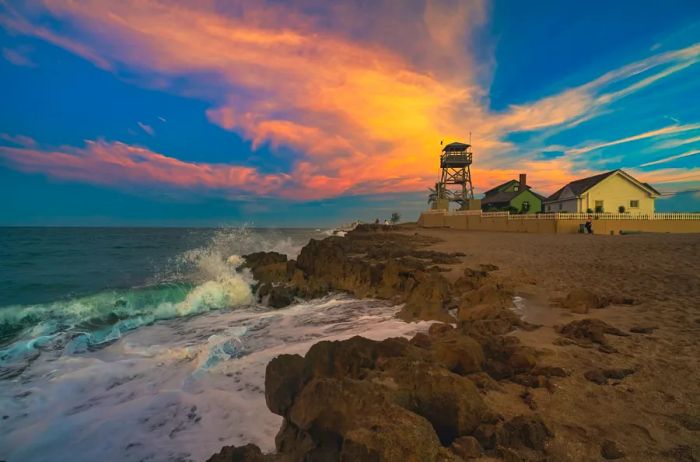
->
[[519, 173, 527, 189]]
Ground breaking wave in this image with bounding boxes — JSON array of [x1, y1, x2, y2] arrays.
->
[[0, 227, 302, 364]]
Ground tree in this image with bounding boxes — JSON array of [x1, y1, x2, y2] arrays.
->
[[618, 205, 626, 213], [390, 212, 401, 224]]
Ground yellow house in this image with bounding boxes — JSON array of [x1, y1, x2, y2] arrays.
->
[[543, 169, 660, 214]]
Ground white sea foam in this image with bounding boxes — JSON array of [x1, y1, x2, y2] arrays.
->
[[0, 296, 434, 462]]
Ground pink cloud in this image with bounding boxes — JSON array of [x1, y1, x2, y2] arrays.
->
[[2, 46, 35, 67]]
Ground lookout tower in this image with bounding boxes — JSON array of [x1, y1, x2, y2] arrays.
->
[[430, 141, 477, 210]]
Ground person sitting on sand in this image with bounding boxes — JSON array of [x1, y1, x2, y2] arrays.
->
[[384, 219, 389, 226], [585, 217, 593, 234]]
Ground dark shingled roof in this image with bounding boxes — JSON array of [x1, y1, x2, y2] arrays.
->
[[483, 180, 517, 197], [546, 170, 617, 202], [481, 189, 546, 206], [442, 142, 470, 152], [545, 169, 659, 202]]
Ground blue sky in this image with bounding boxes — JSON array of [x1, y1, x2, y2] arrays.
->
[[1, 0, 699, 226]]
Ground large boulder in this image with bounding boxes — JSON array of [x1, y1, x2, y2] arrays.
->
[[398, 272, 454, 322], [286, 377, 456, 461]]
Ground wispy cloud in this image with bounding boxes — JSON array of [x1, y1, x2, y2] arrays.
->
[[137, 122, 154, 136], [1, 46, 35, 67], [0, 133, 37, 147], [640, 149, 700, 167], [568, 123, 700, 155]]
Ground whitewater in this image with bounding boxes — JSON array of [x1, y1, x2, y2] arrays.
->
[[0, 228, 432, 461]]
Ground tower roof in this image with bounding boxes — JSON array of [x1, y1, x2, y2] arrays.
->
[[442, 142, 470, 152]]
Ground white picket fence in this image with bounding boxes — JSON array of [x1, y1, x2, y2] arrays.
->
[[445, 211, 700, 220]]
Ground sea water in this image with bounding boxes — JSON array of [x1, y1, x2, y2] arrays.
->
[[0, 227, 430, 461]]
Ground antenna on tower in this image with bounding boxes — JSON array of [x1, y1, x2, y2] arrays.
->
[[469, 132, 472, 144]]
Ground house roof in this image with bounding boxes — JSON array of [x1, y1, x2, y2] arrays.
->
[[483, 179, 545, 198], [481, 188, 546, 206], [442, 142, 470, 152], [545, 169, 659, 202], [483, 179, 519, 197]]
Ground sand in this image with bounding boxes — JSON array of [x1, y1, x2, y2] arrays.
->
[[393, 226, 700, 461]]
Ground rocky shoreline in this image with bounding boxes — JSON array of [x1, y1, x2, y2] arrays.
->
[[209, 225, 700, 461]]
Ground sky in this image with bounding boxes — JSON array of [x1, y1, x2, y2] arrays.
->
[[1, 0, 699, 227]]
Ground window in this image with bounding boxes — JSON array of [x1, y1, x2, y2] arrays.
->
[[522, 201, 530, 212], [558, 203, 562, 211], [595, 200, 604, 213], [630, 200, 639, 208], [547, 205, 551, 212]]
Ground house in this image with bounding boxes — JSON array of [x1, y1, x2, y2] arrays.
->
[[543, 169, 660, 214], [481, 174, 545, 214]]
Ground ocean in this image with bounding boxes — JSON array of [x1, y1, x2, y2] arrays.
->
[[0, 227, 430, 461]]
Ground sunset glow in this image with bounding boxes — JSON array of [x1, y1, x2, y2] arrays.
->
[[1, 0, 699, 224]]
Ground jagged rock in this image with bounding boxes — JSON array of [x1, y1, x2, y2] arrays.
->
[[268, 285, 296, 308], [498, 414, 552, 451], [243, 251, 287, 269], [286, 377, 453, 461], [556, 319, 629, 346], [430, 335, 484, 375], [584, 368, 636, 385], [601, 439, 625, 459], [265, 354, 305, 415], [450, 435, 482, 459], [399, 272, 454, 322], [380, 359, 488, 445], [559, 288, 609, 313], [630, 326, 657, 334], [672, 413, 700, 431], [206, 443, 271, 462], [428, 322, 454, 337]]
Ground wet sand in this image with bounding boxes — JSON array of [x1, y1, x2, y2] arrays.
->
[[396, 225, 700, 461]]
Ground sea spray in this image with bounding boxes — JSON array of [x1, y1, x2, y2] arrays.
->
[[0, 295, 434, 462]]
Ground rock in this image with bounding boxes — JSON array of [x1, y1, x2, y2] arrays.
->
[[207, 443, 271, 462], [382, 360, 488, 445], [531, 366, 568, 377], [399, 272, 454, 322], [250, 262, 290, 284], [267, 285, 296, 308], [479, 263, 499, 272], [473, 423, 499, 450], [672, 413, 700, 431], [430, 335, 484, 375], [630, 326, 657, 334], [560, 288, 609, 313], [428, 322, 454, 337], [557, 319, 628, 346], [584, 368, 636, 385], [243, 251, 287, 270], [450, 435, 482, 459], [601, 439, 625, 459], [265, 354, 306, 415], [286, 377, 450, 461], [498, 414, 552, 451]]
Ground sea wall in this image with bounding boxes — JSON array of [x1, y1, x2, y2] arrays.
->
[[419, 211, 700, 234]]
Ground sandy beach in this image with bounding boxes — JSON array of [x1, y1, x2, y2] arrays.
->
[[395, 226, 700, 461]]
